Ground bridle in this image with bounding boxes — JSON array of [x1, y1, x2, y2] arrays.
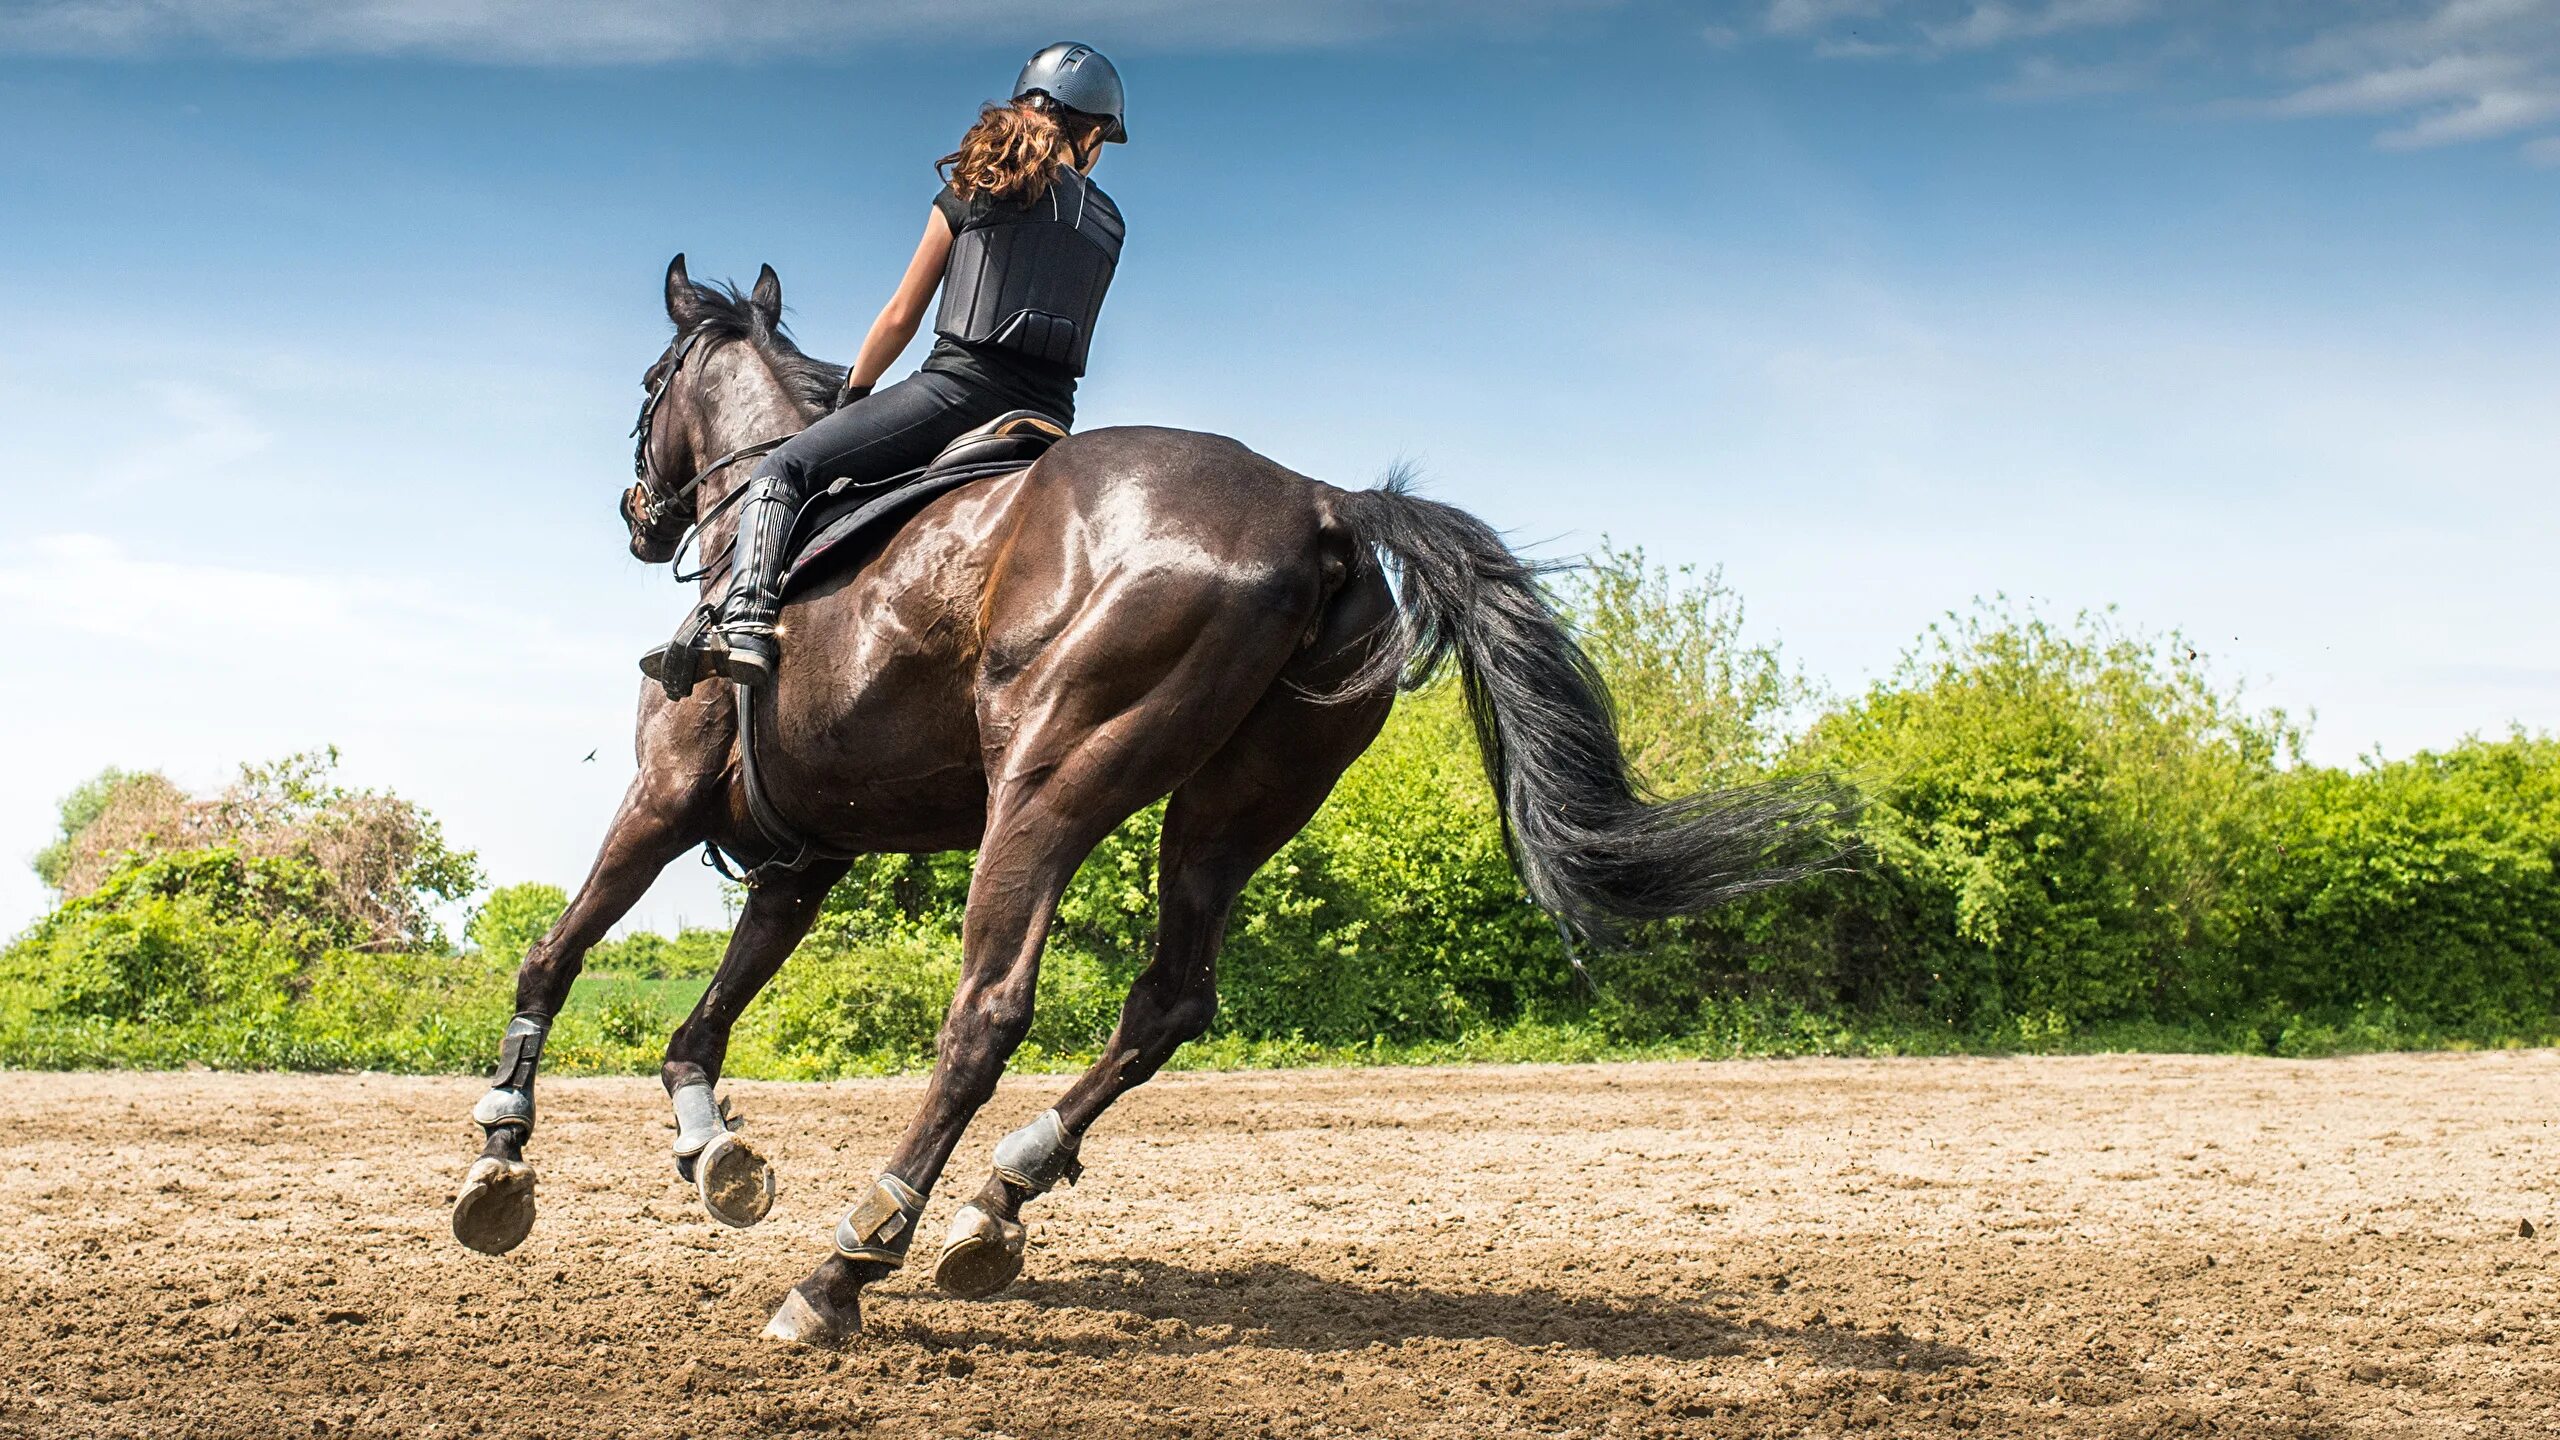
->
[[625, 325, 788, 566]]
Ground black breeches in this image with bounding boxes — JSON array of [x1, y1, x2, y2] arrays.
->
[[750, 370, 1020, 509]]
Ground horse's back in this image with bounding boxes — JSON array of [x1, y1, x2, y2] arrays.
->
[[1030, 425, 1337, 559], [977, 425, 1349, 645]]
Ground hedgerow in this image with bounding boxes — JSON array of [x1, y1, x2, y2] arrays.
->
[[6, 555, 2556, 1074]]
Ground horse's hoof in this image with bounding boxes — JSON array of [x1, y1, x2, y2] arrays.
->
[[761, 1287, 854, 1349], [695, 1130, 775, 1229], [453, 1157, 536, 1255], [932, 1202, 1027, 1300]]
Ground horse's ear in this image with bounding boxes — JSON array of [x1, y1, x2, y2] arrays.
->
[[665, 253, 702, 326], [750, 264, 783, 325]]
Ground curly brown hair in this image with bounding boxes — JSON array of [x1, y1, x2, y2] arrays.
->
[[938, 97, 1108, 205]]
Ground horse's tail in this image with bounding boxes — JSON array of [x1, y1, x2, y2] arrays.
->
[[1326, 472, 1845, 943]]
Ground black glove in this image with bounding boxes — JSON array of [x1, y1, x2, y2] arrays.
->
[[835, 379, 873, 411]]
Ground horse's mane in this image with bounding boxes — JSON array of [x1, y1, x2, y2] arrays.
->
[[652, 278, 848, 416]]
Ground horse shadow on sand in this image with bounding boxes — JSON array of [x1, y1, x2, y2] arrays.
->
[[883, 1258, 1981, 1372]]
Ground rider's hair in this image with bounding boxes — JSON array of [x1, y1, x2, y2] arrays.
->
[[939, 97, 1106, 205]]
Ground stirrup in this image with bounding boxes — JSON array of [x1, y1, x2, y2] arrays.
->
[[639, 609, 778, 698], [640, 603, 719, 699], [639, 636, 774, 697]]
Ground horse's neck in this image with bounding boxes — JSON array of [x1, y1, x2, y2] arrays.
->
[[702, 342, 808, 454], [690, 345, 813, 594]]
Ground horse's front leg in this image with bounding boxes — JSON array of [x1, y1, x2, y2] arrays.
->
[[659, 859, 845, 1229], [453, 775, 698, 1255]]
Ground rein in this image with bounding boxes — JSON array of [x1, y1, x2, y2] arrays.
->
[[628, 326, 789, 541]]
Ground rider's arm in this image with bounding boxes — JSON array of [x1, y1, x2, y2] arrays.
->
[[843, 207, 955, 395]]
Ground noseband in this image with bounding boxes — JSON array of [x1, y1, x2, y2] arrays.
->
[[626, 326, 788, 551]]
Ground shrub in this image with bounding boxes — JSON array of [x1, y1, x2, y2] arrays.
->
[[35, 749, 480, 950], [588, 927, 733, 980], [2233, 733, 2560, 1025], [0, 845, 514, 1071], [1756, 603, 2294, 1028], [466, 882, 568, 965], [3, 848, 338, 1025]]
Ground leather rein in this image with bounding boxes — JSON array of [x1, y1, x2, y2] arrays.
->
[[627, 325, 787, 574]]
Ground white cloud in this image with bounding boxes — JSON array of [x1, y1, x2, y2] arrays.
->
[[1766, 0, 1886, 37], [2274, 1, 2560, 153], [1984, 52, 2151, 100], [97, 382, 273, 495], [0, 534, 341, 645], [0, 0, 1619, 60], [1752, 0, 2560, 161], [2269, 53, 2526, 117], [2376, 86, 2560, 146], [1920, 0, 2150, 53], [0, 532, 613, 689]]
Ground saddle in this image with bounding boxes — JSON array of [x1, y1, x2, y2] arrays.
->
[[779, 409, 1066, 597]]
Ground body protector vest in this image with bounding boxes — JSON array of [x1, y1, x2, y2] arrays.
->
[[934, 167, 1124, 376]]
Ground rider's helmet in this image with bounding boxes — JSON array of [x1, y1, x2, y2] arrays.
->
[[1014, 43, 1128, 143]]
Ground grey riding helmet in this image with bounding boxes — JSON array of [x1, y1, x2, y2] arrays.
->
[[1014, 42, 1128, 143]]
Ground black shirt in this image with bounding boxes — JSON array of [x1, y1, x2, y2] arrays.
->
[[923, 183, 1080, 422]]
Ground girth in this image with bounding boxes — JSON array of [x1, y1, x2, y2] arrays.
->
[[703, 410, 1067, 887]]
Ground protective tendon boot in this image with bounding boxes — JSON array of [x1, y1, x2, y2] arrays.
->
[[671, 1077, 774, 1229], [935, 1109, 1082, 1299], [454, 1013, 549, 1256], [835, 1172, 930, 1267]]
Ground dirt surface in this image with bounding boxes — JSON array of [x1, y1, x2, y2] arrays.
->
[[3, 1054, 2555, 1438]]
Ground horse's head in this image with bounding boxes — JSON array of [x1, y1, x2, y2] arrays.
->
[[621, 253, 791, 563]]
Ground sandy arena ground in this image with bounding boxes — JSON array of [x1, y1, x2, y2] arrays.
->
[[2, 1053, 2554, 1438]]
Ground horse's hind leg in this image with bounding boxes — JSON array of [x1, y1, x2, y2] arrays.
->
[[658, 858, 847, 1229], [761, 766, 1153, 1347], [935, 667, 1393, 1298], [453, 774, 698, 1255]]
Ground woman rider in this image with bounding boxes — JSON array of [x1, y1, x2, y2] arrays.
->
[[645, 42, 1128, 694]]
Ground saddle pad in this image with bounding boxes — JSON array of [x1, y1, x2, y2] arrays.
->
[[781, 459, 1048, 599], [776, 410, 1064, 600]]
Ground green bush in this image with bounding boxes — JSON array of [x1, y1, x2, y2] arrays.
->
[[0, 845, 516, 1071], [2234, 734, 2560, 1025], [4, 848, 340, 1026], [32, 749, 479, 950], [588, 927, 732, 980], [1750, 605, 2292, 1027], [7, 556, 2558, 1077], [466, 882, 567, 965]]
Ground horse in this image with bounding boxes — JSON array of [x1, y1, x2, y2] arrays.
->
[[448, 255, 1835, 1349]]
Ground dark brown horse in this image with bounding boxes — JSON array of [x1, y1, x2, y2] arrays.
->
[[449, 256, 1832, 1349]]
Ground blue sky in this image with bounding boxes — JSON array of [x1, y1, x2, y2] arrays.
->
[[3, 1, 2555, 937]]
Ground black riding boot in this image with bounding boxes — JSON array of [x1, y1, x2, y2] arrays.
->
[[639, 472, 795, 695], [706, 474, 793, 689]]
